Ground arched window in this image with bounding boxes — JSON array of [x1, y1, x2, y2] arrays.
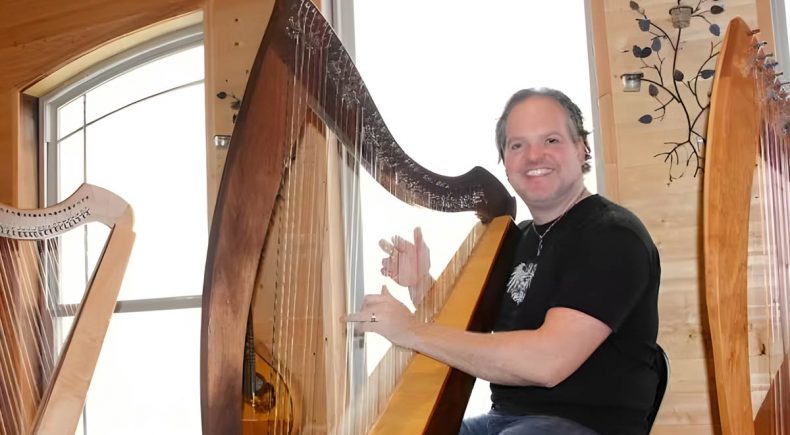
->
[[39, 25, 205, 434]]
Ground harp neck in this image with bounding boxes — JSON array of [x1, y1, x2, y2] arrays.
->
[[0, 183, 134, 240], [241, 0, 515, 221]]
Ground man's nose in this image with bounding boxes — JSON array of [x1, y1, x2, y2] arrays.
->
[[523, 143, 544, 162]]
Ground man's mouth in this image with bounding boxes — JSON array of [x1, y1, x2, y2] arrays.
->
[[525, 168, 553, 177]]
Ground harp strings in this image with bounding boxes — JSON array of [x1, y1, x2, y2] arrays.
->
[[766, 104, 790, 429], [754, 55, 790, 429], [301, 5, 322, 429], [271, 2, 326, 432], [263, 2, 478, 433], [0, 236, 72, 434]]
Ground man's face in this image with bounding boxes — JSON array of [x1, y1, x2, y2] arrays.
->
[[503, 96, 586, 212]]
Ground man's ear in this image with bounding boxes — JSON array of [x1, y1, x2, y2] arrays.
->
[[576, 140, 587, 163]]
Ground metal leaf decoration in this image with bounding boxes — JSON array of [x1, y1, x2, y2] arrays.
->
[[632, 45, 652, 58], [639, 114, 653, 124], [627, 0, 724, 182], [649, 84, 659, 96]]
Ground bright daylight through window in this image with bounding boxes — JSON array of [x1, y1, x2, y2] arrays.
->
[[40, 27, 206, 435]]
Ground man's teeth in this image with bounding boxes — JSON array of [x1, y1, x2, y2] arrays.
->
[[526, 168, 552, 176]]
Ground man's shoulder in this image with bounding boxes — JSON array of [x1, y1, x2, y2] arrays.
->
[[574, 196, 657, 251], [582, 196, 648, 232]]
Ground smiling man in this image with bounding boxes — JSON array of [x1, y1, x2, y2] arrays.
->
[[351, 88, 662, 435]]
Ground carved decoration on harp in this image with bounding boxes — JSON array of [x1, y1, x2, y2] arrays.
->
[[0, 183, 135, 435], [200, 0, 516, 434]]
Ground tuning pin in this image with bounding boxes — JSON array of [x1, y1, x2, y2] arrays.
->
[[755, 41, 769, 48], [773, 82, 790, 100], [765, 61, 780, 69], [749, 29, 761, 35]]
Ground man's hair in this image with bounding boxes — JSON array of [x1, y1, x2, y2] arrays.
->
[[494, 88, 592, 173]]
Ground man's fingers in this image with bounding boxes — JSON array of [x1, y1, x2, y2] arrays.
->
[[344, 312, 371, 323], [379, 238, 394, 254], [413, 227, 423, 247], [362, 293, 387, 306], [392, 235, 409, 252]]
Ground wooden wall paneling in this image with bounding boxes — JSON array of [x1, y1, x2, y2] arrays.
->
[[0, 91, 21, 207], [204, 0, 276, 223], [18, 95, 38, 212], [755, 0, 777, 54], [0, 0, 204, 208], [589, 0, 621, 200], [203, 0, 322, 223]]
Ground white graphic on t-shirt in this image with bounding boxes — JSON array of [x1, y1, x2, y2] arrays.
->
[[506, 262, 537, 305]]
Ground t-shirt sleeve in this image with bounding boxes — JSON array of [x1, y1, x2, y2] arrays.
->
[[553, 225, 651, 332]]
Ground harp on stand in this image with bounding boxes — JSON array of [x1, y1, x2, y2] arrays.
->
[[0, 183, 134, 434]]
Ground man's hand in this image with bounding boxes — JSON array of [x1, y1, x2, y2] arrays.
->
[[379, 227, 432, 304], [346, 286, 419, 348]]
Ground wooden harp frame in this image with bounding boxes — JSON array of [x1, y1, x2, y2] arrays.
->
[[704, 17, 789, 435], [200, 0, 516, 433], [0, 183, 135, 435]]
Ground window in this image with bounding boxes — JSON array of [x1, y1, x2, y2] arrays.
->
[[40, 25, 205, 434]]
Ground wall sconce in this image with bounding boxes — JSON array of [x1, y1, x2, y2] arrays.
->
[[214, 135, 232, 149], [621, 73, 644, 92], [624, 0, 727, 181], [669, 5, 693, 29]]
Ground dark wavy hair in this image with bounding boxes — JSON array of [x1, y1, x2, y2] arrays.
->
[[495, 88, 592, 173]]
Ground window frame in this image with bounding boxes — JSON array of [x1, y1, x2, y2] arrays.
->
[[38, 24, 205, 317]]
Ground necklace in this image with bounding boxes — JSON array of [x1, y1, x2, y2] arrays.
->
[[530, 188, 587, 257]]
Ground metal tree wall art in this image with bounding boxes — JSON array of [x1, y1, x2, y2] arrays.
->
[[628, 0, 726, 182]]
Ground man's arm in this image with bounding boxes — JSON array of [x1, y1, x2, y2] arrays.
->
[[348, 288, 611, 387]]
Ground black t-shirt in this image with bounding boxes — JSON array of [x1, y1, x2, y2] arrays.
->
[[490, 195, 661, 435]]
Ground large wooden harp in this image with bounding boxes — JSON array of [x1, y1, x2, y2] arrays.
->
[[200, 0, 518, 433], [0, 183, 134, 434], [704, 18, 790, 435]]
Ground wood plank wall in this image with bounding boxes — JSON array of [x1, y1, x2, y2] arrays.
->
[[590, 0, 777, 433], [203, 0, 276, 221]]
